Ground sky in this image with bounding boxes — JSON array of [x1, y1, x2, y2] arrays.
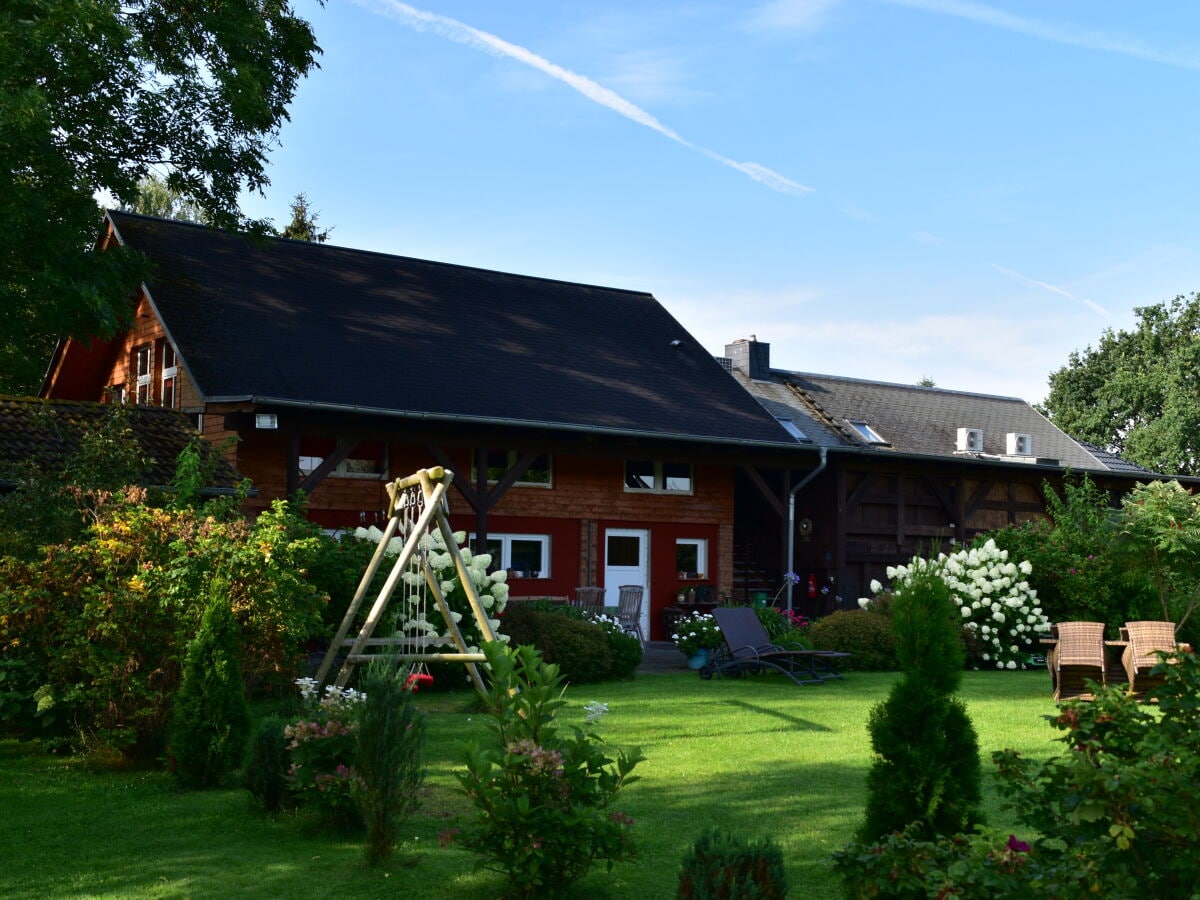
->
[[238, 1, 1200, 404]]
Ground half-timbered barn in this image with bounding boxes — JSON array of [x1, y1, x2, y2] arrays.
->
[[722, 336, 1166, 616], [40, 212, 802, 639]]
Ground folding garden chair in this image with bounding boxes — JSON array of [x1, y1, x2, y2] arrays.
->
[[702, 607, 849, 686]]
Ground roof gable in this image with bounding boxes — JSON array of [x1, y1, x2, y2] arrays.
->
[[106, 212, 794, 448]]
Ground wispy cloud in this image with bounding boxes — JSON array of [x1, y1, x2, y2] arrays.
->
[[754, 0, 1200, 71], [358, 0, 812, 196], [882, 0, 1200, 72], [747, 0, 841, 33], [992, 264, 1110, 317]]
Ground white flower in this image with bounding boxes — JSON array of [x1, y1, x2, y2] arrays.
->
[[1019, 560, 1032, 575], [1006, 660, 1017, 670], [961, 606, 972, 617], [870, 579, 883, 594], [858, 597, 871, 609]]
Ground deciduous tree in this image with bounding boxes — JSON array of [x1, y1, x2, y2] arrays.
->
[[0, 0, 324, 394], [1041, 293, 1200, 476]]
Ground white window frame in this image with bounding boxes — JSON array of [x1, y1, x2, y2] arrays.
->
[[134, 345, 152, 404], [849, 420, 888, 445], [675, 538, 708, 579], [160, 343, 178, 409], [623, 460, 693, 495], [475, 532, 551, 578]]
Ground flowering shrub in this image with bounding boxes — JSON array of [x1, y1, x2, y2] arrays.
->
[[455, 641, 644, 897], [865, 539, 1050, 669], [285, 678, 366, 829], [353, 525, 509, 653], [671, 612, 723, 657]]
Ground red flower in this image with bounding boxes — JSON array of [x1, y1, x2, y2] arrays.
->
[[404, 672, 435, 692]]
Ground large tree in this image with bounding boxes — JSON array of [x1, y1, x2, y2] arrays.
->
[[1041, 293, 1200, 477], [0, 1, 323, 395]]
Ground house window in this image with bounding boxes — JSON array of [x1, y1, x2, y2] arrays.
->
[[675, 539, 707, 579], [105, 384, 126, 404], [776, 417, 811, 442], [471, 450, 553, 487], [849, 420, 888, 445], [624, 460, 693, 494], [477, 533, 550, 578], [133, 345, 152, 404], [160, 343, 178, 409], [297, 439, 388, 479]]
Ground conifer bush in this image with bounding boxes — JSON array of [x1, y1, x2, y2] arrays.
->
[[169, 579, 251, 788], [244, 716, 291, 813], [353, 659, 427, 866], [856, 564, 983, 842]]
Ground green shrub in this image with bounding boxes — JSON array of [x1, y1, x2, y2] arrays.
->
[[244, 716, 291, 813], [597, 617, 643, 679], [169, 580, 251, 788], [0, 492, 328, 756], [808, 610, 896, 670], [677, 827, 789, 899], [454, 641, 644, 897], [353, 659, 426, 866], [857, 564, 982, 843], [499, 604, 617, 683], [837, 650, 1200, 898]]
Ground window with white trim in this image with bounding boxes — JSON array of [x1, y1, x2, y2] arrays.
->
[[675, 538, 708, 579], [624, 460, 693, 494], [133, 345, 152, 404], [849, 420, 888, 445], [160, 343, 178, 409], [471, 450, 553, 487], [475, 533, 550, 578]]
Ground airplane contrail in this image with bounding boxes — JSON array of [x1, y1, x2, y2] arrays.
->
[[992, 264, 1110, 317], [356, 0, 813, 196]]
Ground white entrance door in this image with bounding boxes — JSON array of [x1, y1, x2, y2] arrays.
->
[[604, 528, 649, 638]]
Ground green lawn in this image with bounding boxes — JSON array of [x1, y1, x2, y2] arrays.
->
[[0, 669, 1061, 898]]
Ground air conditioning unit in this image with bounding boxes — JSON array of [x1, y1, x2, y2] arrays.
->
[[1007, 432, 1033, 456], [956, 427, 983, 452]]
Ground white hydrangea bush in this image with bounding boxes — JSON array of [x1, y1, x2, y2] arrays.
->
[[354, 525, 510, 651], [864, 539, 1050, 670]]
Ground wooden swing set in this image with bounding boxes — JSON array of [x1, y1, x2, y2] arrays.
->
[[314, 466, 499, 695]]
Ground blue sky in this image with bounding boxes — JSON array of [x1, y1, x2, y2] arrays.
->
[[240, 1, 1200, 403]]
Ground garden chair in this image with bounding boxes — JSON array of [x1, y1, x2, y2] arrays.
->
[[1046, 621, 1106, 701], [702, 607, 849, 686], [1122, 620, 1181, 696], [572, 586, 606, 617], [616, 585, 645, 647]]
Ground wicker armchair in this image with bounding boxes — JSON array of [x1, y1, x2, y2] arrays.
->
[[1047, 621, 1107, 701], [1121, 620, 1179, 696]]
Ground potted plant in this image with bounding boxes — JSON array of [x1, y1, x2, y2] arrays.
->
[[671, 612, 724, 669]]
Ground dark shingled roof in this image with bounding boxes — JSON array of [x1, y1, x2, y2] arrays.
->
[[0, 397, 243, 491], [735, 366, 1147, 473], [108, 212, 796, 448]]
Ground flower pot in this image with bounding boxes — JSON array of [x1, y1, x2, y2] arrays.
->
[[687, 648, 710, 669]]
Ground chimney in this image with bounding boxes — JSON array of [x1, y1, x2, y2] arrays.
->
[[724, 336, 771, 380]]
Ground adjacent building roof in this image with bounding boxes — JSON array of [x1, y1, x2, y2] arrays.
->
[[101, 212, 797, 449], [0, 397, 243, 492], [723, 338, 1156, 475]]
